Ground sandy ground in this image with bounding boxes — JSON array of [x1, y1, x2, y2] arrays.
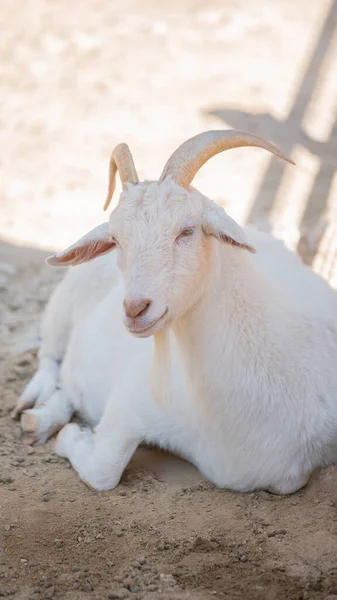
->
[[1, 0, 337, 598]]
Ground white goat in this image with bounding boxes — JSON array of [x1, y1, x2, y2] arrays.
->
[[14, 130, 337, 494]]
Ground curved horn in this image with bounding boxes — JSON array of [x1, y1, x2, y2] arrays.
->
[[103, 143, 139, 211], [159, 130, 295, 189]]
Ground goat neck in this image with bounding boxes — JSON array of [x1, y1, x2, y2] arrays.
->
[[171, 242, 272, 400]]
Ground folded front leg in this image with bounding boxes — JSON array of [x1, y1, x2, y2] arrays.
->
[[13, 357, 60, 419], [54, 403, 143, 490], [20, 388, 73, 445]]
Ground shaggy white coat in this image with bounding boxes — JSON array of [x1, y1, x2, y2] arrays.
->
[[16, 180, 337, 494]]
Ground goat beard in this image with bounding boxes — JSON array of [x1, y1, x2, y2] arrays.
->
[[150, 327, 172, 407]]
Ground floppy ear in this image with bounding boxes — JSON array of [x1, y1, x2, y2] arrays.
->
[[46, 223, 116, 267], [202, 204, 256, 254]]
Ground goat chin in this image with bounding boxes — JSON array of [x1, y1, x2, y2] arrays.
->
[[150, 328, 172, 408]]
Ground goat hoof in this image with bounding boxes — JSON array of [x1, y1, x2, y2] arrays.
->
[[21, 413, 38, 434], [12, 400, 28, 420], [22, 434, 39, 446], [11, 406, 21, 420], [20, 410, 51, 445]]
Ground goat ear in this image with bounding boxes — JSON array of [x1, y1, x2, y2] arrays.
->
[[202, 204, 256, 254], [46, 223, 116, 267]]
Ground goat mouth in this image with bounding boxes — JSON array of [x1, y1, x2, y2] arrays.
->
[[127, 308, 169, 337]]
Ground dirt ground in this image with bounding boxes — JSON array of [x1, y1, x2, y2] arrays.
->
[[1, 0, 337, 599]]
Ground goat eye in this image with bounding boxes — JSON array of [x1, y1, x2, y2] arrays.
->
[[178, 227, 195, 239]]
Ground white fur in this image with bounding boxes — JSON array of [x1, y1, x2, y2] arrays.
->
[[151, 329, 172, 407], [16, 179, 337, 494]]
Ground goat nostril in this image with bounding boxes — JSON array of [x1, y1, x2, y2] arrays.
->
[[124, 299, 152, 319]]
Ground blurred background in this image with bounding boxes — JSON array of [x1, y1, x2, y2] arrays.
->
[[1, 0, 336, 278]]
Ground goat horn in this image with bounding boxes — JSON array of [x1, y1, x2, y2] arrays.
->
[[159, 130, 295, 189], [103, 143, 139, 211]]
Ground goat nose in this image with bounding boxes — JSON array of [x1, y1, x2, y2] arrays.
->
[[124, 298, 152, 319]]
